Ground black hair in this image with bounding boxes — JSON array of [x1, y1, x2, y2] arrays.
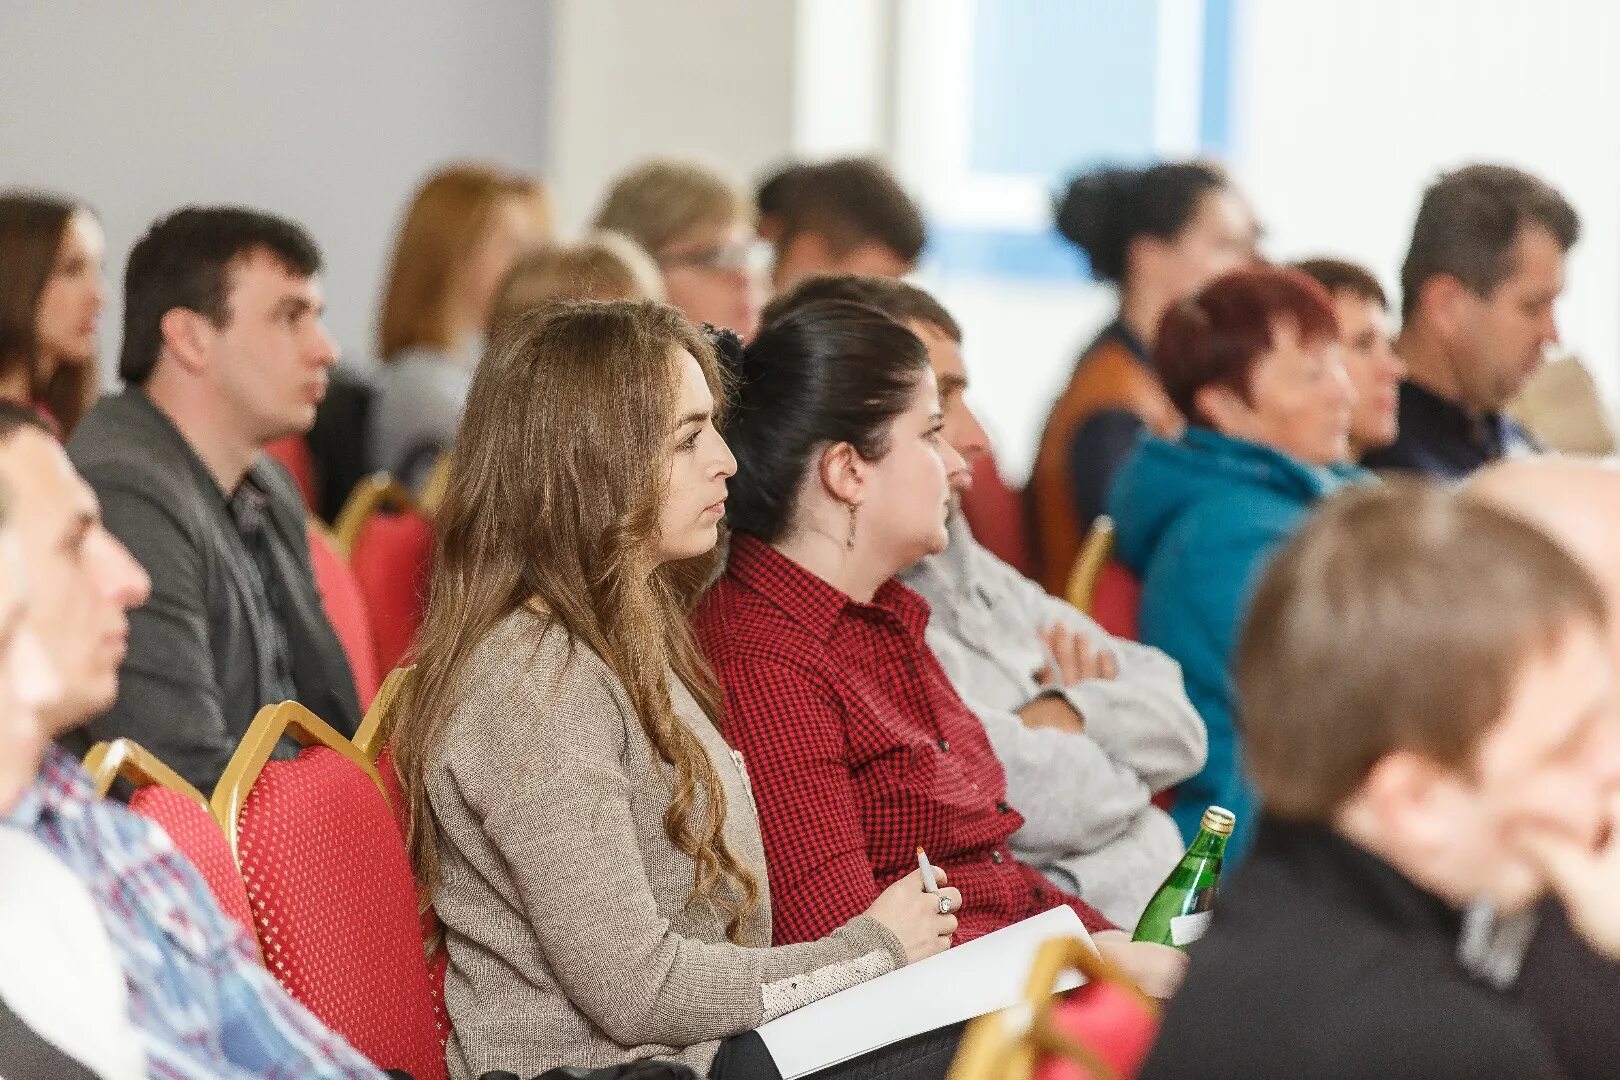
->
[[119, 205, 323, 385], [720, 299, 930, 543], [1054, 161, 1229, 283]]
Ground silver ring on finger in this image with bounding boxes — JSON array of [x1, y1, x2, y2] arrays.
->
[[937, 895, 953, 915]]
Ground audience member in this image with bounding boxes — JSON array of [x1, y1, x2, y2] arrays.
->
[[697, 299, 1186, 996], [760, 274, 1206, 925], [754, 157, 926, 289], [0, 472, 136, 1080], [1362, 164, 1578, 477], [65, 206, 361, 792], [372, 163, 553, 491], [1031, 161, 1258, 592], [1141, 480, 1620, 1079], [1293, 257, 1406, 460], [488, 231, 664, 329], [1109, 267, 1364, 862], [0, 191, 107, 436], [591, 159, 763, 339], [1467, 458, 1620, 1080], [388, 301, 960, 1080], [0, 402, 384, 1079]]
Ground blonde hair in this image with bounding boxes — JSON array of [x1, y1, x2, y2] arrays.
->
[[590, 159, 750, 257], [390, 300, 760, 940], [488, 232, 664, 331], [377, 162, 553, 361]]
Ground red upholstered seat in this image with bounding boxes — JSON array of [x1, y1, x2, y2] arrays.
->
[[350, 509, 434, 675], [308, 523, 380, 709], [375, 742, 452, 1050], [266, 436, 319, 514], [232, 744, 447, 1080], [1091, 562, 1141, 641], [960, 451, 1038, 578], [129, 785, 257, 940]]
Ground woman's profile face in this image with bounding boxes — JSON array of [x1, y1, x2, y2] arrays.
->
[[461, 197, 544, 339], [1158, 188, 1257, 304], [855, 370, 969, 574], [1206, 320, 1354, 467], [654, 348, 737, 565], [657, 220, 763, 341], [33, 210, 105, 368]]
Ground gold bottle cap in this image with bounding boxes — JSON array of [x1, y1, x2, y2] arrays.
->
[[1201, 806, 1236, 836]]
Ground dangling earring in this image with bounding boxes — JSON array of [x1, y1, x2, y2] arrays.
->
[[845, 502, 859, 551]]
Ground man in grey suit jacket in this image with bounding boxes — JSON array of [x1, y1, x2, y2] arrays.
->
[[64, 206, 361, 793]]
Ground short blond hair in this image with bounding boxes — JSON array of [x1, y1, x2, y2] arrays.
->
[[589, 159, 750, 256], [489, 233, 665, 330]]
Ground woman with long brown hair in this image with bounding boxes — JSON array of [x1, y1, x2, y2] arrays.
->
[[370, 162, 551, 491], [0, 191, 107, 436], [387, 301, 961, 1080]]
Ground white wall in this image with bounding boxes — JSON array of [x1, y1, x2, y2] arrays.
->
[[1236, 0, 1620, 400], [546, 0, 798, 235], [0, 1, 553, 368]]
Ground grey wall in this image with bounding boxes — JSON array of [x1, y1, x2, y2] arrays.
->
[[0, 2, 553, 370]]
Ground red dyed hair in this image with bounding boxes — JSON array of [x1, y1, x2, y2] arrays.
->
[[1156, 266, 1339, 427]]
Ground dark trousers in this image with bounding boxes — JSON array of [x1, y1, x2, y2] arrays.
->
[[709, 1022, 965, 1080]]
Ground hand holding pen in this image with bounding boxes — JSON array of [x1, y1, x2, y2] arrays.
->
[[860, 847, 962, 964]]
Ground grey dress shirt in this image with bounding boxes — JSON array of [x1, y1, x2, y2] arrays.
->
[[899, 511, 1207, 925], [64, 389, 362, 793]]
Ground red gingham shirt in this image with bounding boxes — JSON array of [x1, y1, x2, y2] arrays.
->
[[696, 534, 1114, 945]]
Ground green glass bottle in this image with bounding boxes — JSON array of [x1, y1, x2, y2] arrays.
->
[[1131, 806, 1235, 949]]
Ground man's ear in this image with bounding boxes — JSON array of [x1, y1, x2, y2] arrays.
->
[[816, 441, 867, 507], [1418, 273, 1470, 340], [1357, 750, 1460, 857], [157, 307, 214, 378]]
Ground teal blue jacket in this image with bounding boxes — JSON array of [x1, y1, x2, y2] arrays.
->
[[1108, 428, 1369, 864]]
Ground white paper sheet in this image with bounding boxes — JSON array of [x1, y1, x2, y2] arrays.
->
[[756, 905, 1092, 1079]]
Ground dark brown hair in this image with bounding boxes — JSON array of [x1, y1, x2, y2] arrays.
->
[[0, 191, 98, 434], [1291, 257, 1387, 310], [1055, 161, 1230, 283], [755, 158, 926, 263], [759, 273, 960, 342], [1156, 266, 1339, 428], [722, 299, 930, 544], [1400, 163, 1579, 320], [1238, 479, 1607, 819], [388, 300, 759, 939]]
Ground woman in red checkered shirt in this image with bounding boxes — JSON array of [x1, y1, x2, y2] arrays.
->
[[697, 299, 1187, 998]]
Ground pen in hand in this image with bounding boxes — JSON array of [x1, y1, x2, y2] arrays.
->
[[916, 846, 939, 893]]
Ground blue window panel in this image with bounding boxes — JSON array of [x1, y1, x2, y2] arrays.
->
[[1200, 0, 1236, 154], [925, 224, 1092, 280], [968, 0, 1161, 177]]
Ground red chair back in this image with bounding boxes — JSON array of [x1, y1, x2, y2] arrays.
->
[[218, 704, 447, 1080], [308, 523, 380, 709], [1091, 562, 1141, 641], [351, 510, 434, 674], [1031, 981, 1160, 1079], [376, 743, 452, 1048], [266, 436, 319, 514], [129, 785, 257, 941], [960, 451, 1038, 578]]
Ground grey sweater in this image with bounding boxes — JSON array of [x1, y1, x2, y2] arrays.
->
[[426, 609, 905, 1079], [900, 512, 1206, 926]]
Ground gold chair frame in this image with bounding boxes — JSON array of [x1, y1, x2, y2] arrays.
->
[[211, 700, 388, 861], [83, 738, 210, 807], [354, 665, 414, 761], [946, 936, 1158, 1080], [1064, 515, 1117, 615], [332, 473, 423, 557]]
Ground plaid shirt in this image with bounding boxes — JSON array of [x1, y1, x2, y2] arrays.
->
[[4, 745, 385, 1080], [697, 535, 1114, 946]]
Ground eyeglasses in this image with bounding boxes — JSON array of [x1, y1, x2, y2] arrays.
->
[[658, 239, 770, 275]]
